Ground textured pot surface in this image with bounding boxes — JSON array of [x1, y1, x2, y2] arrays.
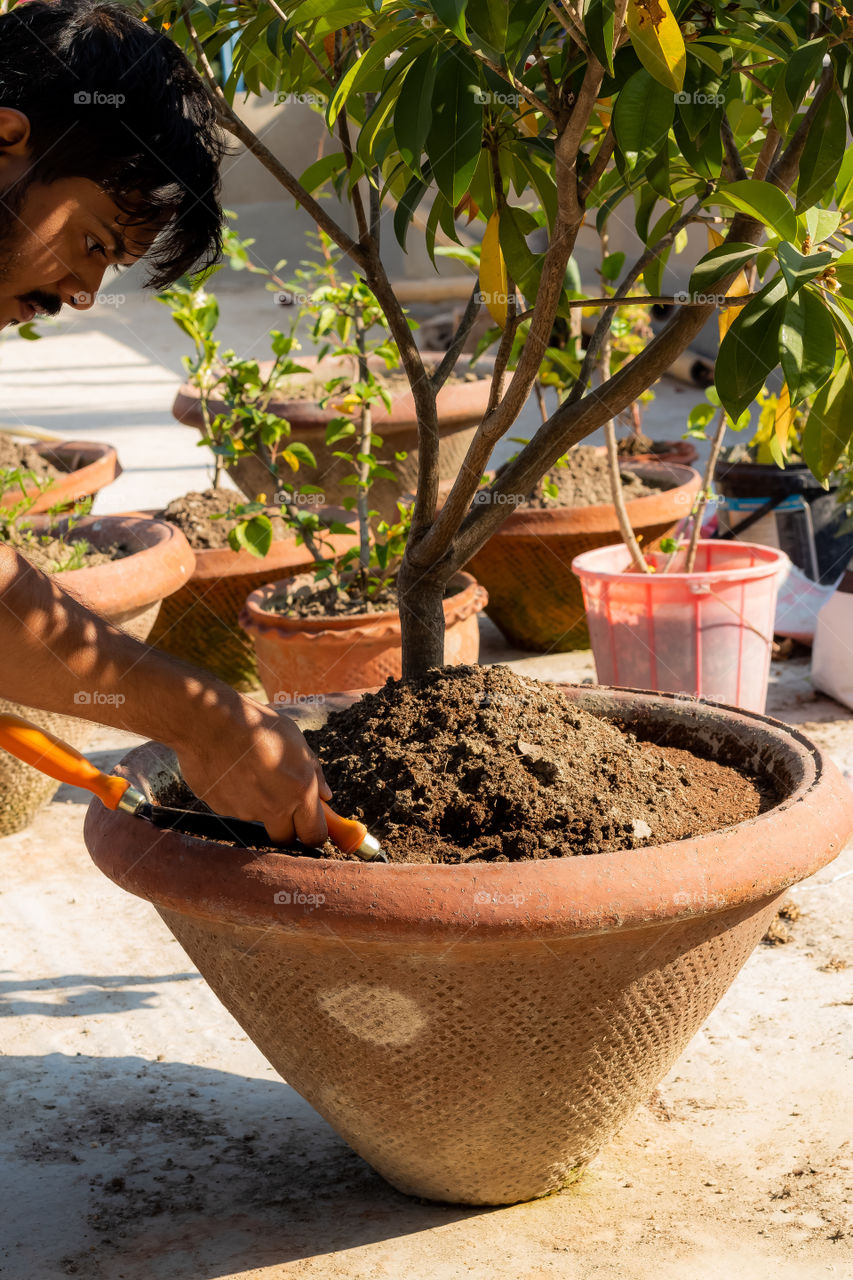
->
[[239, 571, 487, 700], [1, 440, 122, 514], [467, 461, 701, 652], [147, 527, 353, 691], [172, 354, 492, 519], [83, 687, 853, 1204], [0, 515, 194, 835]]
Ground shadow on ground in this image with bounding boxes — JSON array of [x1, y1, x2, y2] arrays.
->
[[0, 1051, 487, 1280]]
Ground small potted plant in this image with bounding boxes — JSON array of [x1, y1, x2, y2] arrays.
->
[[0, 467, 194, 833], [238, 275, 487, 698], [0, 427, 121, 514], [169, 230, 493, 519]]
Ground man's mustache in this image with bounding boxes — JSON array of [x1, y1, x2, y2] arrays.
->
[[19, 291, 64, 317]]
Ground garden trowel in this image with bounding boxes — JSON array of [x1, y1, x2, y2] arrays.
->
[[0, 712, 388, 861]]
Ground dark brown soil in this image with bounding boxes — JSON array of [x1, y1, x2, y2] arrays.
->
[[262, 572, 399, 618], [0, 435, 61, 485], [16, 535, 131, 574], [158, 489, 288, 551], [616, 433, 657, 456], [304, 665, 776, 863], [526, 446, 667, 509]]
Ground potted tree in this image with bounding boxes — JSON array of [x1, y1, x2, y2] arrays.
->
[[0, 468, 194, 833], [85, 0, 853, 1205], [169, 230, 494, 517]]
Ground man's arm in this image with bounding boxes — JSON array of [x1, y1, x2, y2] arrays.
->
[[0, 546, 331, 845]]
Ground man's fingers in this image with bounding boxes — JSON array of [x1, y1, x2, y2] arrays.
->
[[317, 763, 332, 802]]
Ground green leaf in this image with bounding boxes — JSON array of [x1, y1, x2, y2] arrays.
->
[[327, 27, 403, 125], [688, 242, 757, 295], [230, 514, 273, 559], [801, 364, 853, 482], [465, 0, 507, 51], [428, 0, 469, 42], [795, 88, 846, 212], [394, 170, 431, 250], [426, 51, 483, 205], [298, 151, 347, 195], [804, 207, 842, 244], [715, 276, 788, 420], [286, 440, 317, 468], [612, 68, 674, 172], [785, 38, 828, 113], [776, 242, 833, 296], [831, 249, 853, 290], [499, 203, 543, 300], [714, 180, 797, 242], [779, 288, 836, 405], [393, 49, 438, 175], [585, 0, 615, 75]]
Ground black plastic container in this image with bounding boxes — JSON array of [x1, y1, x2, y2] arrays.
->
[[714, 460, 853, 584]]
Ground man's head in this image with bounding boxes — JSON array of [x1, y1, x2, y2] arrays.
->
[[0, 0, 223, 330]]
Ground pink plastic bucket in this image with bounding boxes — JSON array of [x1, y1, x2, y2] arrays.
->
[[572, 541, 789, 713]]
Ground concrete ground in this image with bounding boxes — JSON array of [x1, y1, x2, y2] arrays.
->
[[1, 298, 852, 1279]]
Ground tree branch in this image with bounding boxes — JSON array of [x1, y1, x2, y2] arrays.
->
[[579, 125, 615, 202], [430, 285, 483, 393], [721, 112, 748, 181], [768, 64, 835, 189]]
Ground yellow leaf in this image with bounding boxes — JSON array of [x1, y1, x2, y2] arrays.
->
[[707, 227, 750, 342], [479, 212, 508, 327], [774, 382, 794, 458], [627, 0, 686, 93], [281, 449, 299, 472], [518, 103, 539, 137]]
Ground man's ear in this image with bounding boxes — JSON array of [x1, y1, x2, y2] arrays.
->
[[0, 109, 30, 155]]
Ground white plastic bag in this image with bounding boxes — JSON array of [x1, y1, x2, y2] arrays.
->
[[811, 569, 853, 708]]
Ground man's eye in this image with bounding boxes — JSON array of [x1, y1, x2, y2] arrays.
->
[[86, 237, 108, 258]]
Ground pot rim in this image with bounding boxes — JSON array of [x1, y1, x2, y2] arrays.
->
[[572, 539, 789, 584], [240, 570, 487, 636], [42, 514, 195, 614], [83, 684, 853, 943], [2, 439, 122, 514], [486, 462, 701, 538]]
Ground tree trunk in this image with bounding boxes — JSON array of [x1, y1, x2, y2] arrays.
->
[[398, 555, 448, 680]]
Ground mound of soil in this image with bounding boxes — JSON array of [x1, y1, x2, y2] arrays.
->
[[0, 436, 61, 485], [159, 489, 288, 551], [305, 665, 775, 863], [526, 446, 666, 509]]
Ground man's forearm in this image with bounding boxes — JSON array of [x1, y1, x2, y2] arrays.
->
[[0, 546, 245, 747]]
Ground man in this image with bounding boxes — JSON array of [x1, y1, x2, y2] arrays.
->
[[0, 0, 331, 846]]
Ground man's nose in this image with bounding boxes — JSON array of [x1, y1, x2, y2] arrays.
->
[[60, 261, 109, 310]]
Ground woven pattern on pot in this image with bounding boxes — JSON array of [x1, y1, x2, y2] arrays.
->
[[158, 896, 776, 1206], [148, 575, 264, 691]]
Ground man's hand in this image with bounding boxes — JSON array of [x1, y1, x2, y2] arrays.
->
[[170, 697, 332, 848]]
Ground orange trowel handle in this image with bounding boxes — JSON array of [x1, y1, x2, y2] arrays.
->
[[321, 801, 367, 854], [0, 712, 130, 809]]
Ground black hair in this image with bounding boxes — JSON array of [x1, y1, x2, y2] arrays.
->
[[0, 0, 224, 286]]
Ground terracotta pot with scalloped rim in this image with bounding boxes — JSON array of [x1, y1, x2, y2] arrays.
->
[[238, 570, 487, 701], [83, 685, 853, 1205]]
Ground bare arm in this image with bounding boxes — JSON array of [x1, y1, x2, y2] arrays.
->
[[0, 547, 331, 846]]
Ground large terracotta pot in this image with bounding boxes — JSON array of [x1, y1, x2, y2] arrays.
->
[[83, 686, 853, 1205], [0, 515, 194, 835], [0, 440, 121, 513], [466, 461, 701, 652], [171, 354, 492, 521], [147, 527, 354, 691], [239, 571, 488, 701]]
